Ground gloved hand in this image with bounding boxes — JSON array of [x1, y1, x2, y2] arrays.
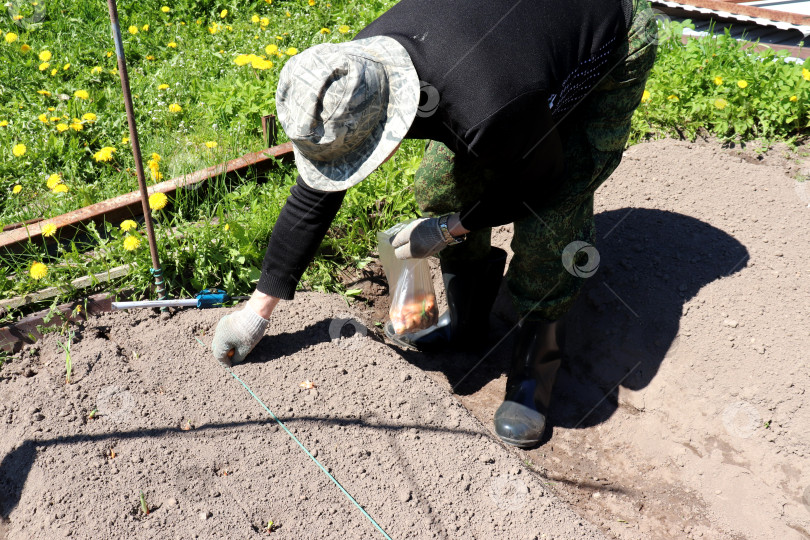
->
[[212, 305, 270, 367], [391, 217, 450, 259]]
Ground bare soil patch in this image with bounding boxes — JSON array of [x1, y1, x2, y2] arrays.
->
[[0, 294, 602, 540], [1, 137, 809, 539]]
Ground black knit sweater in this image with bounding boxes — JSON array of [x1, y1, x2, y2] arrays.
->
[[257, 0, 630, 299]]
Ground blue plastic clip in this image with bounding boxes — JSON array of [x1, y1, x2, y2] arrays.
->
[[195, 289, 230, 309]]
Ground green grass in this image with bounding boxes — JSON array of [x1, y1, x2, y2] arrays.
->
[[2, 9, 810, 323], [632, 20, 810, 143]]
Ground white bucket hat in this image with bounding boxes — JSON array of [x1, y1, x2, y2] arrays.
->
[[276, 36, 420, 192]]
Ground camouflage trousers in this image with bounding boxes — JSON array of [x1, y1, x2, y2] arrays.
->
[[414, 0, 658, 321]]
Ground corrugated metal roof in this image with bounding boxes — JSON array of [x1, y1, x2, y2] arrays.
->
[[654, 0, 810, 34], [742, 1, 810, 17]]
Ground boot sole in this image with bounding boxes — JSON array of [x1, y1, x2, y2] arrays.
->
[[496, 434, 540, 448]]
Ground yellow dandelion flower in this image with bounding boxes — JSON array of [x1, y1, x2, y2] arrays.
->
[[152, 170, 164, 181], [38, 113, 49, 123], [49, 116, 59, 121], [234, 54, 251, 66], [29, 262, 48, 280], [151, 153, 161, 162], [74, 89, 89, 100], [641, 90, 650, 103], [251, 57, 273, 70], [803, 68, 810, 81], [69, 121, 83, 131], [149, 192, 168, 211], [204, 141, 218, 148], [91, 66, 103, 75], [12, 144, 26, 157], [56, 123, 69, 132], [82, 112, 97, 122], [260, 17, 269, 27], [285, 11, 291, 17], [714, 76, 723, 86], [309, 0, 315, 4], [286, 47, 298, 56], [142, 24, 149, 31], [122, 136, 129, 144], [208, 23, 219, 34], [737, 80, 748, 89], [339, 25, 350, 34], [146, 54, 155, 60], [123, 235, 141, 251], [106, 50, 113, 57], [319, 28, 330, 34], [93, 146, 116, 162], [167, 41, 178, 48], [50, 67, 58, 76], [714, 98, 728, 110], [265, 43, 278, 55], [47, 173, 62, 189], [224, 223, 230, 231], [161, 6, 170, 13], [41, 223, 57, 237], [37, 89, 51, 96], [0, 120, 8, 127], [158, 83, 169, 90], [667, 94, 679, 102], [52, 184, 69, 193], [38, 62, 50, 71], [120, 219, 137, 231], [38, 50, 52, 61], [12, 184, 22, 194], [251, 14, 260, 23], [20, 44, 31, 53], [128, 25, 138, 35], [5, 32, 18, 44], [226, 25, 232, 31], [62, 63, 70, 70], [168, 103, 182, 113], [220, 9, 228, 18]]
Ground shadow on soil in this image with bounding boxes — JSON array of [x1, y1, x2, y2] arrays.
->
[[0, 415, 481, 520], [391, 208, 749, 446]]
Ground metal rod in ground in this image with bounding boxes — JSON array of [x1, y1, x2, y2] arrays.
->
[[105, 0, 168, 306]]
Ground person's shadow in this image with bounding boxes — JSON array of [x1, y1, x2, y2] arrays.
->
[[391, 208, 749, 444]]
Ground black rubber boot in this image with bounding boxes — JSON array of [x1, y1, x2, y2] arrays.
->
[[493, 319, 562, 448], [385, 247, 507, 352]]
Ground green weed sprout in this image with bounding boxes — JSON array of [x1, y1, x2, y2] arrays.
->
[[265, 519, 277, 534], [139, 491, 149, 515], [56, 330, 74, 384]]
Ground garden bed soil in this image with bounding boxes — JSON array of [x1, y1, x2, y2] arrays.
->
[[2, 137, 810, 539], [0, 293, 604, 540]]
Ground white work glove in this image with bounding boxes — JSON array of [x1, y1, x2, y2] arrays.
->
[[391, 217, 451, 259], [211, 305, 269, 367]]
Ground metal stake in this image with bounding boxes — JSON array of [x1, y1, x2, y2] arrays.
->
[[105, 0, 168, 304]]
